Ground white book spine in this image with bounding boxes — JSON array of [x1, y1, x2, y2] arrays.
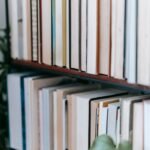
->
[[111, 0, 117, 77], [111, 0, 125, 79], [99, 107, 108, 135], [107, 103, 120, 144], [22, 0, 32, 60], [55, 0, 63, 66], [42, 0, 52, 65], [137, 0, 150, 86], [81, 0, 87, 71], [144, 101, 150, 150], [76, 98, 89, 150], [71, 0, 80, 69], [120, 101, 131, 141], [55, 0, 64, 66], [125, 0, 137, 83], [133, 103, 144, 150], [53, 91, 58, 150], [99, 0, 110, 75], [17, 0, 23, 58], [116, 108, 120, 145], [24, 79, 32, 150], [87, 0, 98, 74], [44, 90, 51, 150], [39, 90, 45, 150], [11, 0, 19, 59], [8, 75, 23, 150]]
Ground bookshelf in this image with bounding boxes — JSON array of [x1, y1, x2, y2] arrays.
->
[[12, 59, 150, 93], [6, 0, 150, 149]]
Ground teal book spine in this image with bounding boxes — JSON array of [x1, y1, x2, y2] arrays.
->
[[52, 0, 56, 65]]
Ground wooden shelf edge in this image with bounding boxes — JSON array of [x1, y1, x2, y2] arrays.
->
[[11, 59, 150, 93]]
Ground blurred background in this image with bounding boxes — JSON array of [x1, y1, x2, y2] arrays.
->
[[0, 0, 10, 149]]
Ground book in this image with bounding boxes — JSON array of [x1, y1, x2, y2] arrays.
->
[[17, 0, 23, 59], [90, 100, 99, 146], [39, 87, 59, 150], [53, 91, 58, 150], [53, 83, 80, 150], [22, 0, 32, 60], [55, 84, 100, 150], [52, 0, 56, 65], [11, 0, 26, 59], [41, 0, 52, 65], [87, 0, 99, 74], [111, 0, 125, 79], [53, 84, 80, 150], [144, 100, 150, 150], [116, 108, 121, 145], [107, 102, 120, 143], [71, 0, 80, 69], [38, 0, 42, 63], [24, 76, 69, 150], [8, 73, 32, 150], [66, 0, 70, 68], [99, 0, 111, 75], [10, 0, 19, 59], [121, 95, 150, 141], [55, 0, 66, 66], [31, 0, 39, 61], [98, 97, 121, 136], [81, 0, 87, 71], [137, 0, 150, 86], [125, 0, 137, 83], [39, 83, 73, 150], [132, 102, 144, 150]]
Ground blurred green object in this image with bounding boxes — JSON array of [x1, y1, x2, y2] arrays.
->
[[90, 135, 116, 150], [90, 135, 132, 150], [118, 141, 132, 150]]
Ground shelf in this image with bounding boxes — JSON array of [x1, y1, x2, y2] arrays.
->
[[11, 59, 150, 93]]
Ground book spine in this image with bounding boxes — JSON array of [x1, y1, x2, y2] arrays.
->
[[52, 0, 56, 65], [38, 0, 42, 63], [31, 0, 38, 61]]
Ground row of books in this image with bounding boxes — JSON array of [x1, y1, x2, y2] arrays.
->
[[8, 73, 150, 150], [10, 0, 150, 86]]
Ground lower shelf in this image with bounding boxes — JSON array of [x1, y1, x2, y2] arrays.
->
[[11, 59, 150, 93]]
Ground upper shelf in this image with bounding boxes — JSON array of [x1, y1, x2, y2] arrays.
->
[[11, 59, 150, 93]]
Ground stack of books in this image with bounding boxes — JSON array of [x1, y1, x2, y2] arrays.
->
[[7, 73, 150, 150], [10, 0, 150, 86]]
